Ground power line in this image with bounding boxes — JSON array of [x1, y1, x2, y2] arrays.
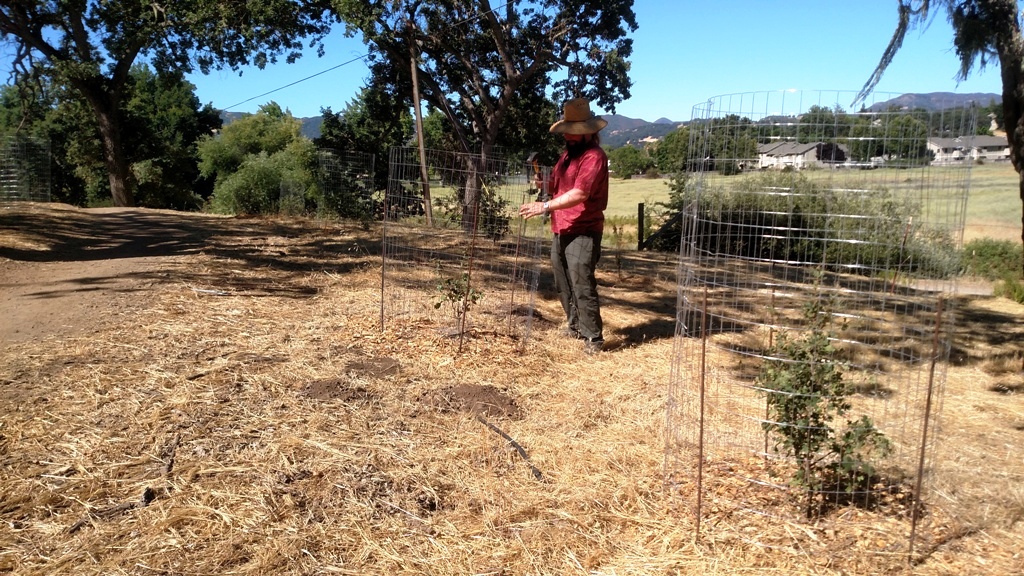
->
[[221, 53, 369, 111], [220, 1, 517, 113]]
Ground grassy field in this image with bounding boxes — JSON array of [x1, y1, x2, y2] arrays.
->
[[427, 166, 1018, 248], [606, 176, 673, 217], [962, 162, 1021, 240], [607, 163, 1022, 242]]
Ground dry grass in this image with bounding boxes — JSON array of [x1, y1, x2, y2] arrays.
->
[[1, 206, 1022, 575]]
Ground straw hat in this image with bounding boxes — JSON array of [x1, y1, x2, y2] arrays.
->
[[549, 98, 608, 135]]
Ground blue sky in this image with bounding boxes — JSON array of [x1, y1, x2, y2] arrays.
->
[[186, 1, 1006, 122]]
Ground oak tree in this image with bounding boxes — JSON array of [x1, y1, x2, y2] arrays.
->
[[331, 0, 637, 227], [1, 0, 335, 207], [859, 0, 1024, 271]]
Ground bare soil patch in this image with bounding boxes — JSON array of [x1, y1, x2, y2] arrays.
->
[[1, 202, 1022, 575]]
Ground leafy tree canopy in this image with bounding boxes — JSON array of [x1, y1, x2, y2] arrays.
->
[[331, 0, 637, 157], [653, 127, 690, 175], [1, 0, 337, 206], [199, 102, 303, 182], [1, 66, 220, 208], [607, 144, 653, 178], [199, 102, 315, 215]]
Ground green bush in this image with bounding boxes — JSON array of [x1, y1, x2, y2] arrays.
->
[[758, 293, 892, 517], [643, 172, 687, 252], [208, 140, 317, 215], [994, 276, 1024, 304], [207, 153, 282, 214], [314, 152, 374, 222], [200, 103, 319, 216], [653, 171, 959, 278], [962, 238, 1023, 280]]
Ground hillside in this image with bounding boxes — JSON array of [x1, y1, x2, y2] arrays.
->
[[601, 114, 682, 148], [867, 91, 1001, 111]]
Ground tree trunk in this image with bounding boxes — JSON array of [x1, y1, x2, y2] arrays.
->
[[460, 114, 503, 234], [1018, 171, 1024, 277], [995, 26, 1023, 275], [461, 154, 482, 234], [77, 80, 136, 208], [94, 106, 135, 207]]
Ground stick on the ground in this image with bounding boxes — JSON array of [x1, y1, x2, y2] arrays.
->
[[475, 414, 544, 481]]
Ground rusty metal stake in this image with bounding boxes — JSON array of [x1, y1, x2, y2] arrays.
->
[[908, 297, 944, 563]]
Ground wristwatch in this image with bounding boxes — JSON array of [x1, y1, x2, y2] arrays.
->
[[542, 201, 550, 214]]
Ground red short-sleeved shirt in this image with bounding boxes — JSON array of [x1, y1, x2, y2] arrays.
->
[[548, 144, 609, 235]]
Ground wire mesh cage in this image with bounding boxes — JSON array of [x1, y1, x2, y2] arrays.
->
[[665, 90, 977, 555], [279, 177, 306, 217], [381, 146, 546, 350], [316, 149, 376, 220], [1, 135, 51, 203]]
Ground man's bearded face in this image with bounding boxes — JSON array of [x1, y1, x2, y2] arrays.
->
[[564, 133, 592, 156]]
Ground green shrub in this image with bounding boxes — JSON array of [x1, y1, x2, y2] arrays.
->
[[994, 276, 1024, 304], [653, 171, 959, 278], [758, 292, 893, 517], [314, 155, 374, 221], [208, 140, 317, 216], [643, 172, 688, 252], [434, 271, 484, 333], [208, 153, 281, 214], [962, 238, 1023, 280]]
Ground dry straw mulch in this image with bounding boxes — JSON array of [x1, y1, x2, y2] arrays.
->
[[1, 206, 1022, 575]]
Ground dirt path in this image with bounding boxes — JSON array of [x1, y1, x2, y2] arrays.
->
[[0, 257, 179, 343], [0, 204, 234, 344]]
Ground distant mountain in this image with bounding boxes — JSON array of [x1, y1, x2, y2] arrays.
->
[[867, 92, 1000, 111], [602, 114, 683, 149], [298, 116, 322, 139], [220, 111, 248, 126]]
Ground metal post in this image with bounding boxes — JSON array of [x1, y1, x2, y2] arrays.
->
[[908, 297, 944, 563], [408, 21, 433, 226], [696, 286, 709, 541], [637, 202, 645, 250]]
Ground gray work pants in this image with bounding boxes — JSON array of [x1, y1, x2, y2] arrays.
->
[[551, 232, 603, 341]]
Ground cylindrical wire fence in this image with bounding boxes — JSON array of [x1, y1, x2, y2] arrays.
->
[[316, 149, 376, 220], [1, 135, 51, 203], [665, 90, 974, 558], [381, 146, 545, 352]]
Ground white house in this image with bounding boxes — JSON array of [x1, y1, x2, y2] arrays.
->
[[757, 142, 848, 170], [927, 137, 968, 164], [968, 135, 1011, 162], [926, 135, 1009, 165]]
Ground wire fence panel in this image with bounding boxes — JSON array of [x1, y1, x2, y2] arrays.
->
[[665, 90, 974, 558], [1, 135, 51, 203], [381, 147, 546, 352]]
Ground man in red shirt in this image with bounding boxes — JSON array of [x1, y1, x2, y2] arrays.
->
[[519, 98, 609, 354]]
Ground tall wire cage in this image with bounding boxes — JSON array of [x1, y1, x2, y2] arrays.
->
[[1, 135, 51, 202], [381, 146, 546, 352], [316, 149, 376, 220], [665, 90, 977, 558]]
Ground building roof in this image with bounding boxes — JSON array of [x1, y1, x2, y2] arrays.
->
[[757, 142, 820, 156], [929, 135, 1007, 149]]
